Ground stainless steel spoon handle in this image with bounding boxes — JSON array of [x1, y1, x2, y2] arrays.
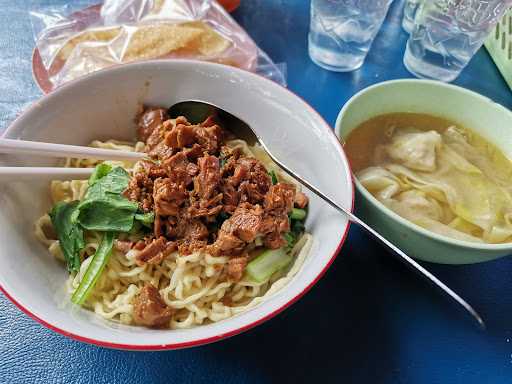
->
[[264, 146, 485, 330]]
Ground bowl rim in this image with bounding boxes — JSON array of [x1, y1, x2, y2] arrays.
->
[[335, 78, 512, 251], [0, 59, 354, 351]]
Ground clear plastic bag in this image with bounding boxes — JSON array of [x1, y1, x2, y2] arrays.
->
[[30, 0, 286, 93]]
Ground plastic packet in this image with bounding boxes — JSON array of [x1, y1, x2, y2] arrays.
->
[[30, 0, 286, 93]]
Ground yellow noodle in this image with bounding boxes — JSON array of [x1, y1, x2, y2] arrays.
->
[[34, 139, 313, 328]]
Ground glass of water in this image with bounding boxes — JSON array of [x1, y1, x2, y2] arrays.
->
[[402, 0, 423, 33], [308, 0, 394, 72], [404, 0, 512, 82]]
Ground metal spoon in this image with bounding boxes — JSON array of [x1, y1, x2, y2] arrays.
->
[[168, 100, 486, 329]]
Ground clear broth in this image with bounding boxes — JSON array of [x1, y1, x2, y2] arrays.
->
[[344, 112, 512, 175]]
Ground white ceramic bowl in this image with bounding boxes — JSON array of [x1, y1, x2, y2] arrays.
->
[[0, 60, 353, 350], [336, 79, 512, 265]]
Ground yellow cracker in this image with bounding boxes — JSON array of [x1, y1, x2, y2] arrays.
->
[[58, 27, 121, 60], [56, 21, 230, 65]]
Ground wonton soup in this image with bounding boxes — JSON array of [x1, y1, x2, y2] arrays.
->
[[345, 112, 512, 244]]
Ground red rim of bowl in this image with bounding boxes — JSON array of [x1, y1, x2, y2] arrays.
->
[[1, 59, 355, 350]]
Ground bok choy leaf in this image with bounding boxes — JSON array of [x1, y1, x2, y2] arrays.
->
[[134, 212, 155, 227], [77, 195, 138, 232], [71, 231, 114, 305], [88, 163, 112, 186], [246, 247, 292, 283], [77, 166, 139, 232], [49, 201, 84, 273], [85, 166, 131, 200]]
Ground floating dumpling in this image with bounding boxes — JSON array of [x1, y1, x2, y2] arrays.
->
[[384, 129, 442, 171], [345, 113, 512, 244]]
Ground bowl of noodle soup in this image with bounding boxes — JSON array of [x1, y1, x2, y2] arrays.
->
[[0, 60, 353, 349]]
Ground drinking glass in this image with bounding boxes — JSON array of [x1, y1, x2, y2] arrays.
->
[[402, 0, 423, 33], [308, 0, 394, 72], [404, 0, 512, 82]]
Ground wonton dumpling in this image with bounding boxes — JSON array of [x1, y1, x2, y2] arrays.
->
[[386, 129, 442, 172], [443, 126, 512, 190], [385, 190, 445, 223], [413, 217, 484, 243], [385, 159, 512, 238], [382, 190, 484, 243], [357, 124, 512, 244], [357, 167, 402, 200], [360, 173, 483, 242]]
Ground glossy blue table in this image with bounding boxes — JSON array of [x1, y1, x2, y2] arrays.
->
[[1, 1, 512, 383]]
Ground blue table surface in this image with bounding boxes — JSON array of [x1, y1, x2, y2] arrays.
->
[[1, 1, 512, 383]]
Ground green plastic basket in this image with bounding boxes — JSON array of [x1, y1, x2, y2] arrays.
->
[[485, 9, 512, 91]]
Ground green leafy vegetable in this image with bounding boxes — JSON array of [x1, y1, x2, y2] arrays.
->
[[246, 247, 292, 283], [284, 220, 306, 252], [217, 211, 229, 223], [283, 232, 297, 252], [48, 165, 142, 278], [49, 201, 85, 273], [77, 195, 138, 232], [291, 219, 305, 235], [76, 165, 139, 232], [134, 212, 155, 227], [130, 220, 142, 235], [71, 231, 114, 305], [269, 170, 278, 185], [85, 166, 131, 200], [88, 163, 112, 186], [285, 209, 307, 252], [290, 208, 306, 220]]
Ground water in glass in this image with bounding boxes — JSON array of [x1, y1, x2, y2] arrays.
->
[[308, 0, 394, 72], [404, 0, 512, 82], [402, 0, 423, 33]]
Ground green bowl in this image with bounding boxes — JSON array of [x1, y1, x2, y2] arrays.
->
[[335, 79, 512, 264]]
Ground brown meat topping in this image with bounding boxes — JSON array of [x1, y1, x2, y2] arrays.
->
[[195, 155, 221, 200], [133, 284, 173, 327], [188, 203, 223, 219], [264, 183, 296, 214], [135, 237, 176, 266], [208, 230, 244, 256], [179, 219, 209, 240], [137, 107, 168, 142], [146, 120, 175, 155], [165, 123, 196, 149], [227, 256, 248, 281], [163, 152, 196, 186], [153, 178, 188, 217], [263, 232, 287, 249], [220, 181, 239, 214], [222, 204, 264, 243], [125, 108, 309, 280], [294, 191, 309, 209]]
